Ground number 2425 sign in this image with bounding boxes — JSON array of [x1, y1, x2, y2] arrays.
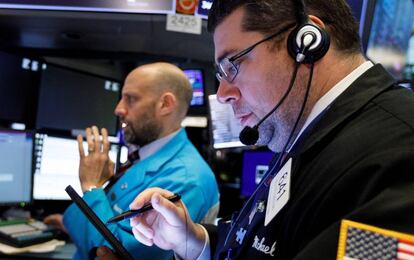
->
[[166, 13, 202, 35]]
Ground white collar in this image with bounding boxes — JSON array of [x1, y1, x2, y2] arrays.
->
[[138, 128, 181, 161], [289, 61, 374, 151]]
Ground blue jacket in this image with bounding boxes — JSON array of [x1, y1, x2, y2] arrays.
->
[[63, 129, 219, 259]]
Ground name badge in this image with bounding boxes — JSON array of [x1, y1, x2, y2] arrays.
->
[[264, 158, 292, 226]]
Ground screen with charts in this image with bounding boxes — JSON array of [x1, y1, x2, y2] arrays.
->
[[183, 69, 205, 106], [365, 0, 414, 79], [0, 129, 33, 205], [241, 150, 275, 197], [36, 64, 120, 136], [33, 133, 119, 200], [208, 94, 244, 149]]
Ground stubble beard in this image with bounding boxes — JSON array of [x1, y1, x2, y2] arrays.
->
[[123, 118, 163, 147], [256, 113, 291, 153]]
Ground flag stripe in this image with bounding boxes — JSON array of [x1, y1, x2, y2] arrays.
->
[[401, 240, 414, 247], [399, 243, 414, 254], [397, 252, 414, 260], [343, 257, 359, 260]]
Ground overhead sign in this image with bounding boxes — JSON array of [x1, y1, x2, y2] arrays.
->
[[166, 13, 202, 35]]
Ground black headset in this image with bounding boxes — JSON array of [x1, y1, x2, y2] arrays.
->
[[287, 0, 330, 64]]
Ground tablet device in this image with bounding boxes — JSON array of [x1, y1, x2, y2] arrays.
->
[[65, 185, 134, 260]]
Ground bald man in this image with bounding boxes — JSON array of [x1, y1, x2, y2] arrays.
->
[[61, 63, 220, 260]]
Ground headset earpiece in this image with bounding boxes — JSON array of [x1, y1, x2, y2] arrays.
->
[[287, 22, 330, 64]]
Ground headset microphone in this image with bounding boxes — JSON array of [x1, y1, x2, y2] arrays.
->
[[239, 126, 259, 145]]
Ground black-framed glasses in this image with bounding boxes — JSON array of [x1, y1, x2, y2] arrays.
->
[[215, 22, 296, 83]]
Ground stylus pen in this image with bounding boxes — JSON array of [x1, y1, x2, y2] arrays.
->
[[106, 193, 181, 224]]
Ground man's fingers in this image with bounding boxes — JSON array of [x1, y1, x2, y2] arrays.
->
[[85, 127, 94, 153], [129, 188, 173, 210], [77, 135, 85, 158], [151, 193, 183, 226], [101, 128, 109, 154], [132, 221, 154, 239], [96, 246, 119, 260], [91, 126, 101, 152], [132, 227, 154, 246], [129, 189, 182, 226]]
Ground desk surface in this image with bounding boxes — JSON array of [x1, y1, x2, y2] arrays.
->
[[0, 242, 75, 259]]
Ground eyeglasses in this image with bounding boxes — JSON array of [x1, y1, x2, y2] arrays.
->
[[215, 23, 296, 83]]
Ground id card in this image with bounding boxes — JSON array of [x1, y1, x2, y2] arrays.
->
[[264, 158, 292, 226]]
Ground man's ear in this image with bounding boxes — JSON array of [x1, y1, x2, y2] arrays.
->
[[158, 92, 177, 116]]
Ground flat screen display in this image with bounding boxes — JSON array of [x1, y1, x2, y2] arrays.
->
[[0, 51, 40, 125], [208, 94, 244, 149], [196, 0, 212, 18], [36, 64, 120, 135], [241, 150, 274, 197], [0, 129, 33, 205], [365, 0, 414, 78], [33, 133, 119, 200], [0, 0, 174, 14], [183, 69, 205, 106]]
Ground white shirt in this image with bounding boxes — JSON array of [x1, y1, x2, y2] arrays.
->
[[196, 60, 374, 260]]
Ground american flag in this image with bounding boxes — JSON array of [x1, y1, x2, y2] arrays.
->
[[337, 220, 414, 260]]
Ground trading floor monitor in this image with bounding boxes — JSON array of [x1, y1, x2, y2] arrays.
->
[[0, 129, 34, 205], [364, 0, 414, 79], [183, 69, 205, 107], [241, 150, 275, 197], [33, 133, 119, 200], [208, 94, 244, 149], [36, 64, 120, 135]]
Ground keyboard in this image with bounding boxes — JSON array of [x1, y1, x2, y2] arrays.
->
[[0, 220, 57, 248]]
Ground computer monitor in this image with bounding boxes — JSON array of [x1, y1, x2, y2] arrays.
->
[[183, 69, 205, 106], [196, 0, 213, 18], [208, 94, 244, 149], [0, 129, 34, 205], [0, 51, 41, 126], [346, 0, 365, 23], [241, 150, 275, 197], [364, 0, 414, 79], [36, 64, 120, 135], [33, 133, 119, 200]]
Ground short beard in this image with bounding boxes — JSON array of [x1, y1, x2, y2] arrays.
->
[[256, 120, 277, 150], [123, 119, 163, 147], [256, 113, 290, 153]]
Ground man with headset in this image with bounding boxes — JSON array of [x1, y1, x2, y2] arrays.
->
[[97, 0, 414, 259]]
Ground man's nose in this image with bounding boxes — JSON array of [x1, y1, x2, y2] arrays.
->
[[114, 101, 126, 117], [216, 80, 241, 104]]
